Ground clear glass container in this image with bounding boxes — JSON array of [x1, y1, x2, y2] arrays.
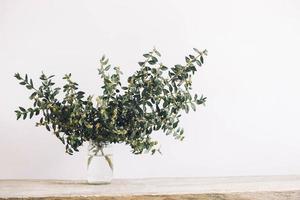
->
[[87, 141, 113, 184]]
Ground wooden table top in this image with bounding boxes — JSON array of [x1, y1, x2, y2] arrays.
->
[[1, 176, 300, 199]]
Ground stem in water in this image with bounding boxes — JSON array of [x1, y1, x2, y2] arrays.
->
[[87, 143, 113, 171]]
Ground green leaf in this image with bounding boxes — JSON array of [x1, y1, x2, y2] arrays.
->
[[14, 73, 22, 80], [104, 65, 111, 71], [196, 60, 202, 66], [168, 84, 173, 92], [154, 48, 161, 57], [29, 92, 37, 99], [151, 68, 157, 74], [29, 111, 34, 119], [191, 102, 196, 111], [40, 74, 47, 80], [200, 56, 204, 64], [161, 65, 168, 71], [163, 89, 168, 95], [19, 107, 26, 112], [15, 111, 21, 120], [77, 91, 85, 96], [184, 104, 189, 113], [173, 121, 179, 128], [143, 54, 150, 58], [17, 114, 21, 120], [146, 101, 152, 107], [180, 129, 184, 135], [148, 57, 158, 65], [185, 57, 190, 62], [163, 100, 168, 108], [103, 58, 109, 65], [193, 48, 201, 54]]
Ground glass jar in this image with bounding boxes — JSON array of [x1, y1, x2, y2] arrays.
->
[[87, 141, 113, 184]]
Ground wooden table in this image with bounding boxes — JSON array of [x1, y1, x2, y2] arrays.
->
[[1, 176, 300, 199]]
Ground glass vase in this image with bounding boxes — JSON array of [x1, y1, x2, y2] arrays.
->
[[87, 141, 113, 184]]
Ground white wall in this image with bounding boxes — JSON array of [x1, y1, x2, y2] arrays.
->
[[1, 0, 300, 180]]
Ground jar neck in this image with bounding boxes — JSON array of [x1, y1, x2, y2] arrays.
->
[[89, 140, 108, 149], [88, 141, 112, 156]]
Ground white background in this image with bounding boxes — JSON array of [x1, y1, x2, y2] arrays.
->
[[1, 0, 300, 180]]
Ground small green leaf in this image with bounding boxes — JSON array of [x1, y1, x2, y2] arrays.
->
[[191, 102, 196, 111], [163, 100, 168, 108], [143, 54, 150, 58], [23, 112, 27, 119], [19, 107, 26, 112], [200, 56, 204, 64], [180, 129, 184, 135], [104, 65, 111, 71], [168, 84, 173, 92], [196, 60, 202, 66], [15, 111, 21, 120], [29, 111, 34, 119], [29, 92, 37, 99], [173, 121, 179, 128], [138, 62, 145, 66], [148, 57, 158, 65], [154, 48, 161, 57], [185, 57, 190, 62], [14, 73, 22, 80], [193, 48, 201, 54], [184, 104, 189, 113], [103, 58, 109, 65], [146, 101, 152, 107], [161, 65, 168, 71]]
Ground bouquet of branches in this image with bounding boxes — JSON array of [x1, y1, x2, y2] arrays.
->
[[14, 48, 207, 155]]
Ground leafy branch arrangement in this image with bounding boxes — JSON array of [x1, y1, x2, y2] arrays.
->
[[14, 48, 207, 155]]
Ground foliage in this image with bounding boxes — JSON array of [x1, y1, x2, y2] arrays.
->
[[14, 48, 207, 155]]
